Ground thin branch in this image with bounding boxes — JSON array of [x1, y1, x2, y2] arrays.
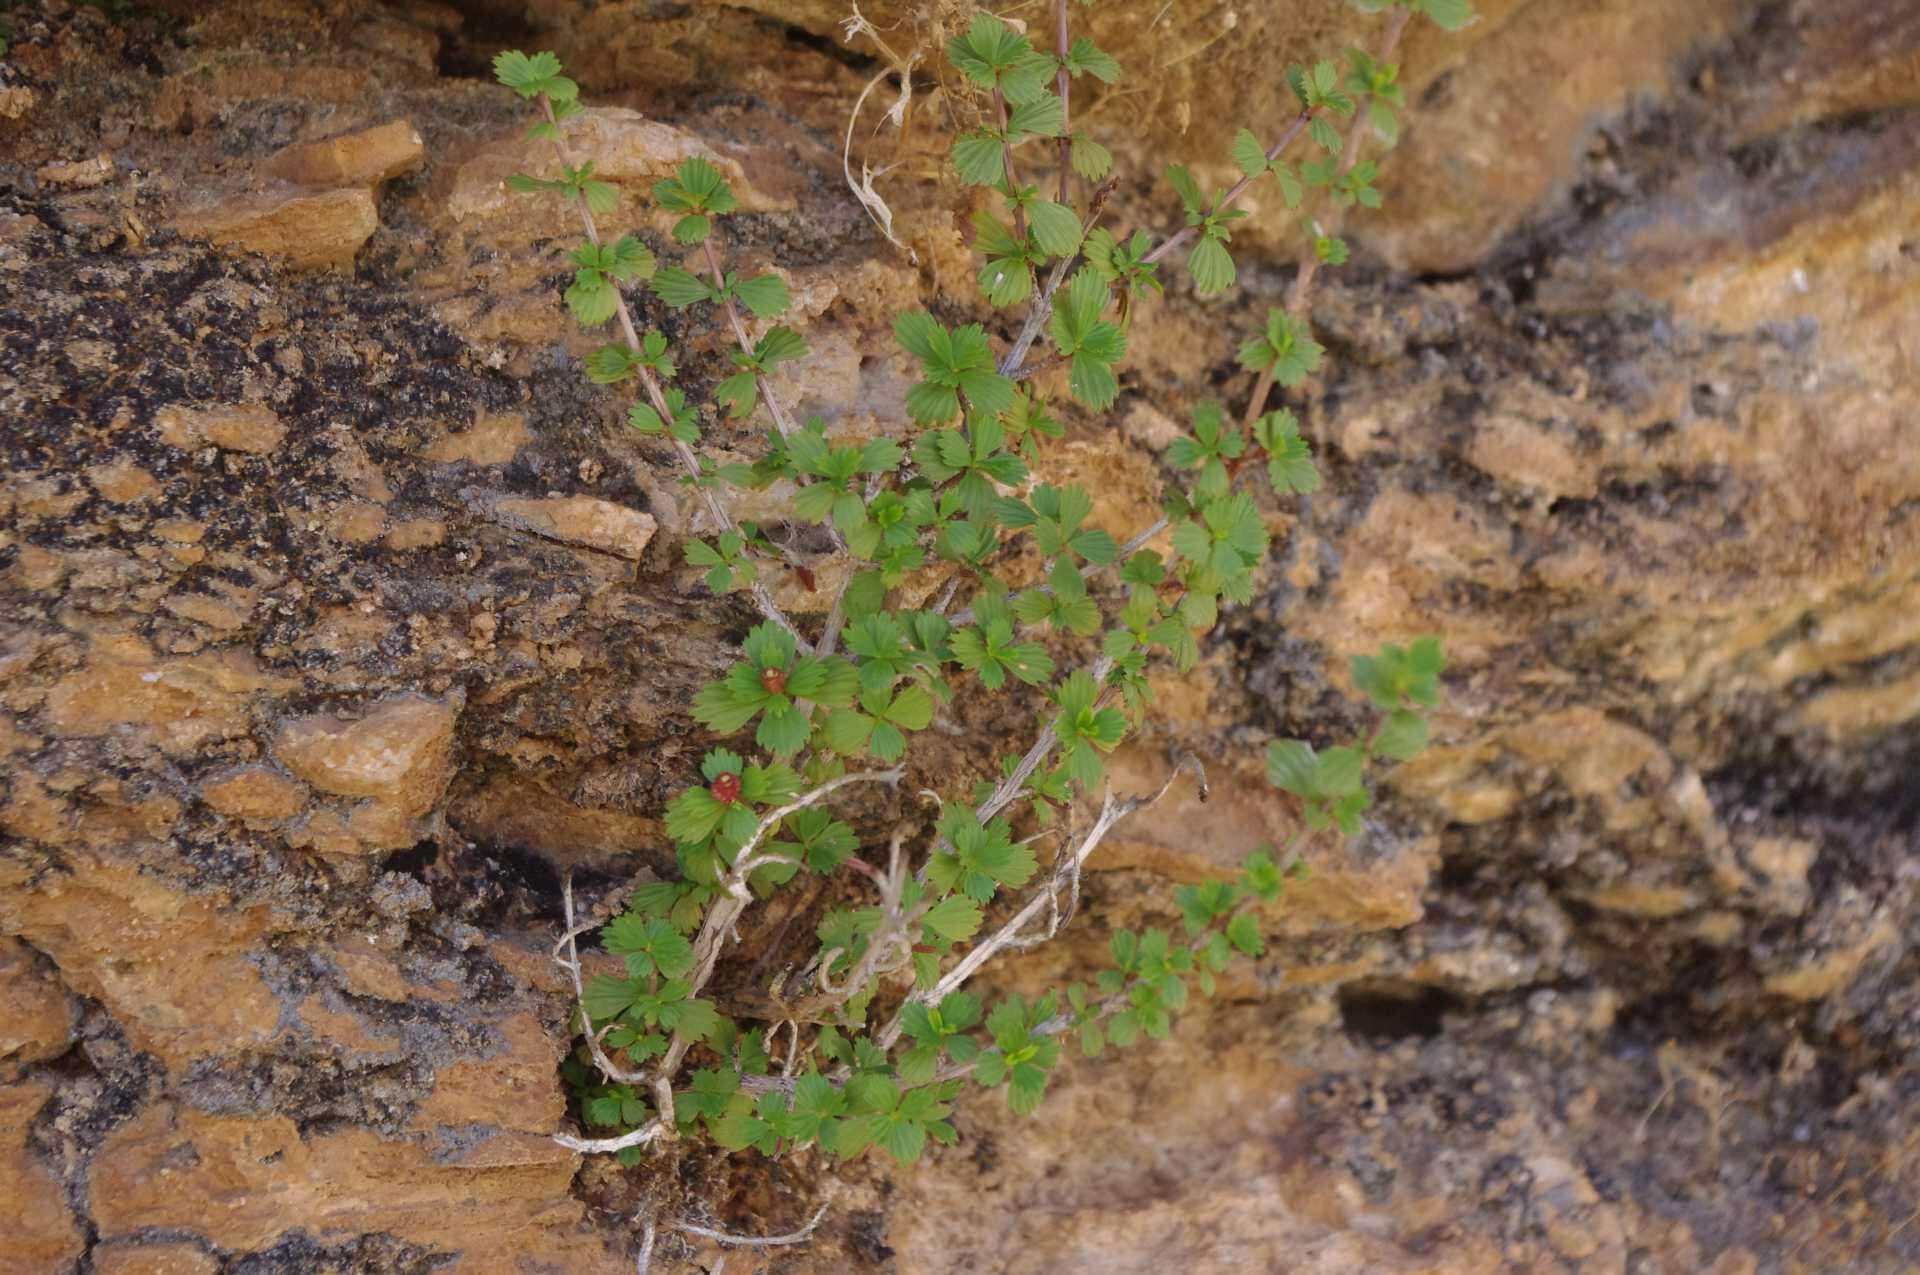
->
[[552, 1120, 666, 1155], [694, 228, 851, 584], [646, 768, 906, 1121], [994, 88, 1028, 242], [699, 235, 802, 439], [997, 256, 1074, 377], [1141, 108, 1315, 268], [536, 95, 806, 651], [1240, 361, 1277, 436], [1054, 0, 1072, 206], [672, 1204, 830, 1249], [995, 171, 1124, 378], [881, 751, 1203, 1048], [555, 874, 651, 1085], [1286, 5, 1412, 314], [635, 1220, 657, 1275]]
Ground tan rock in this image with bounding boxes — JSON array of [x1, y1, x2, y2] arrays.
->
[[0, 1084, 84, 1272], [273, 693, 462, 845], [0, 938, 75, 1063], [91, 1240, 221, 1275], [1765, 920, 1901, 1001], [259, 119, 425, 188], [1101, 746, 1433, 934], [90, 1103, 617, 1271], [177, 186, 379, 270], [0, 854, 280, 1067], [152, 518, 208, 544], [299, 996, 402, 1055], [44, 634, 296, 756], [488, 496, 657, 560], [1574, 882, 1700, 919], [1369, 0, 1745, 271], [162, 592, 252, 632], [445, 108, 790, 233], [87, 459, 161, 503], [327, 500, 389, 543], [37, 153, 116, 188], [383, 518, 447, 551], [200, 766, 309, 821], [0, 86, 35, 121], [154, 403, 287, 454], [449, 778, 660, 866], [421, 412, 530, 465], [412, 1012, 566, 1132], [1466, 413, 1594, 501]]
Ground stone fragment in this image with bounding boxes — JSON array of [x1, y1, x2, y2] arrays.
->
[[411, 1012, 565, 1132], [488, 496, 657, 560], [274, 693, 463, 854], [0, 1084, 83, 1272], [383, 518, 447, 550], [0, 854, 280, 1067], [162, 592, 252, 632], [0, 937, 75, 1063], [199, 766, 309, 821], [1765, 920, 1901, 1001], [154, 403, 287, 454], [259, 119, 424, 188], [91, 1240, 221, 1275], [86, 459, 161, 502], [445, 109, 789, 230], [420, 412, 529, 465], [44, 634, 295, 756], [37, 153, 116, 188], [176, 186, 378, 270], [274, 693, 460, 815], [90, 1103, 617, 1271]]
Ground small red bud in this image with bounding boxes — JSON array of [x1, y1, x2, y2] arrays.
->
[[759, 666, 788, 695], [710, 772, 743, 804]]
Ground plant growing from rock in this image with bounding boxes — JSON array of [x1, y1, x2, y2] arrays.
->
[[494, 0, 1466, 1233]]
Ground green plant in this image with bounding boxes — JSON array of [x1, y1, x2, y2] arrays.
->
[[498, 0, 1465, 1187]]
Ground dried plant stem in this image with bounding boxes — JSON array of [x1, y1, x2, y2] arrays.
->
[[880, 755, 1203, 1049], [537, 95, 805, 650], [1241, 361, 1278, 435], [555, 875, 651, 1085], [672, 1204, 830, 1249], [634, 1220, 657, 1275], [643, 767, 906, 1123]]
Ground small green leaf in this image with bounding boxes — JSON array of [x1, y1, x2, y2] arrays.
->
[[1231, 128, 1270, 180], [1188, 237, 1235, 296]]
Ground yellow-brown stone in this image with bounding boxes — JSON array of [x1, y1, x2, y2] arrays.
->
[[273, 693, 460, 814], [176, 186, 379, 271], [90, 1241, 221, 1275], [154, 403, 287, 455], [199, 766, 309, 821], [0, 937, 75, 1064], [0, 1084, 84, 1272], [90, 1103, 615, 1270], [259, 119, 425, 188], [0, 854, 281, 1068], [489, 496, 657, 560]]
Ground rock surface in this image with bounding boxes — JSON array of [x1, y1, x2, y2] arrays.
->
[[1, 0, 1917, 1272]]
